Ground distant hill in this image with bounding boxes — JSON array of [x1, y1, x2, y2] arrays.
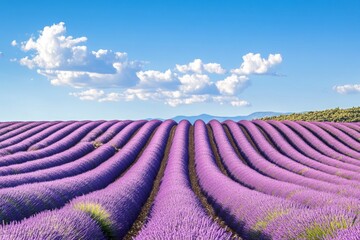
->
[[171, 112, 286, 124], [262, 107, 360, 122]]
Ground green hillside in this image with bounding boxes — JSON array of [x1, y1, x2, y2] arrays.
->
[[261, 107, 360, 122]]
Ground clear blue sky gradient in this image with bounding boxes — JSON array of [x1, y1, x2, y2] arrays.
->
[[0, 0, 359, 120]]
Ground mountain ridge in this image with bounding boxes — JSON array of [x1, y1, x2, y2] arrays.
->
[[168, 111, 287, 124]]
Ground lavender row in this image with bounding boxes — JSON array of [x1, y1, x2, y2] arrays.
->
[[254, 120, 360, 182], [239, 120, 359, 185], [107, 120, 147, 149], [80, 120, 118, 142], [210, 120, 360, 210], [0, 120, 142, 186], [0, 121, 135, 176], [259, 120, 360, 175], [28, 121, 89, 151], [314, 122, 360, 151], [68, 120, 175, 238], [0, 120, 175, 239], [0, 121, 74, 156], [279, 120, 360, 166], [0, 208, 106, 240], [0, 122, 20, 133], [327, 122, 360, 141], [0, 121, 58, 150], [194, 120, 356, 239], [296, 121, 360, 159], [0, 142, 94, 176], [0, 121, 102, 167], [0, 122, 27, 136], [136, 120, 231, 239], [342, 122, 360, 132], [0, 122, 42, 142], [0, 144, 116, 188], [94, 120, 132, 144], [0, 120, 160, 223], [225, 121, 360, 199]]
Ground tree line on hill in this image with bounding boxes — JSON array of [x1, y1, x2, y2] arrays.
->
[[261, 107, 360, 122]]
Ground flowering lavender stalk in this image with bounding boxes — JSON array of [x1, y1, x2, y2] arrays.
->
[[329, 224, 360, 240], [136, 120, 232, 239], [264, 207, 357, 239]]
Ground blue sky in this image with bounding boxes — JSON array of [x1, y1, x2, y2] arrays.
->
[[0, 0, 359, 120]]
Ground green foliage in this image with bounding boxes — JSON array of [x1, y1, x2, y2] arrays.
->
[[261, 107, 360, 122], [297, 218, 348, 240], [74, 202, 114, 238]]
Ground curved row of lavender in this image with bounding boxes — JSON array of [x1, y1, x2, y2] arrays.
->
[[136, 120, 231, 239], [0, 119, 359, 239]]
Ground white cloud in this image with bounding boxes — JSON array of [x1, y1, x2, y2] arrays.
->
[[212, 96, 250, 107], [215, 74, 249, 95], [176, 59, 226, 74], [17, 22, 141, 88], [230, 100, 251, 107], [69, 89, 104, 100], [20, 22, 88, 69], [204, 63, 226, 74], [15, 22, 284, 108], [178, 74, 213, 93], [231, 53, 282, 75], [37, 61, 141, 88], [136, 69, 177, 89], [333, 84, 360, 94]]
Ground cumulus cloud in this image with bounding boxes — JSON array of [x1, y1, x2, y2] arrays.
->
[[231, 53, 282, 75], [178, 74, 213, 93], [176, 59, 226, 74], [17, 22, 142, 88], [136, 69, 178, 89], [69, 89, 104, 100], [14, 22, 284, 107], [215, 74, 249, 95], [333, 84, 360, 94]]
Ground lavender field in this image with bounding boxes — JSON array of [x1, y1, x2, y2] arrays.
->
[[0, 119, 360, 239]]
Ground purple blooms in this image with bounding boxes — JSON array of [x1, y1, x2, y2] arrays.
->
[[0, 119, 359, 239]]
